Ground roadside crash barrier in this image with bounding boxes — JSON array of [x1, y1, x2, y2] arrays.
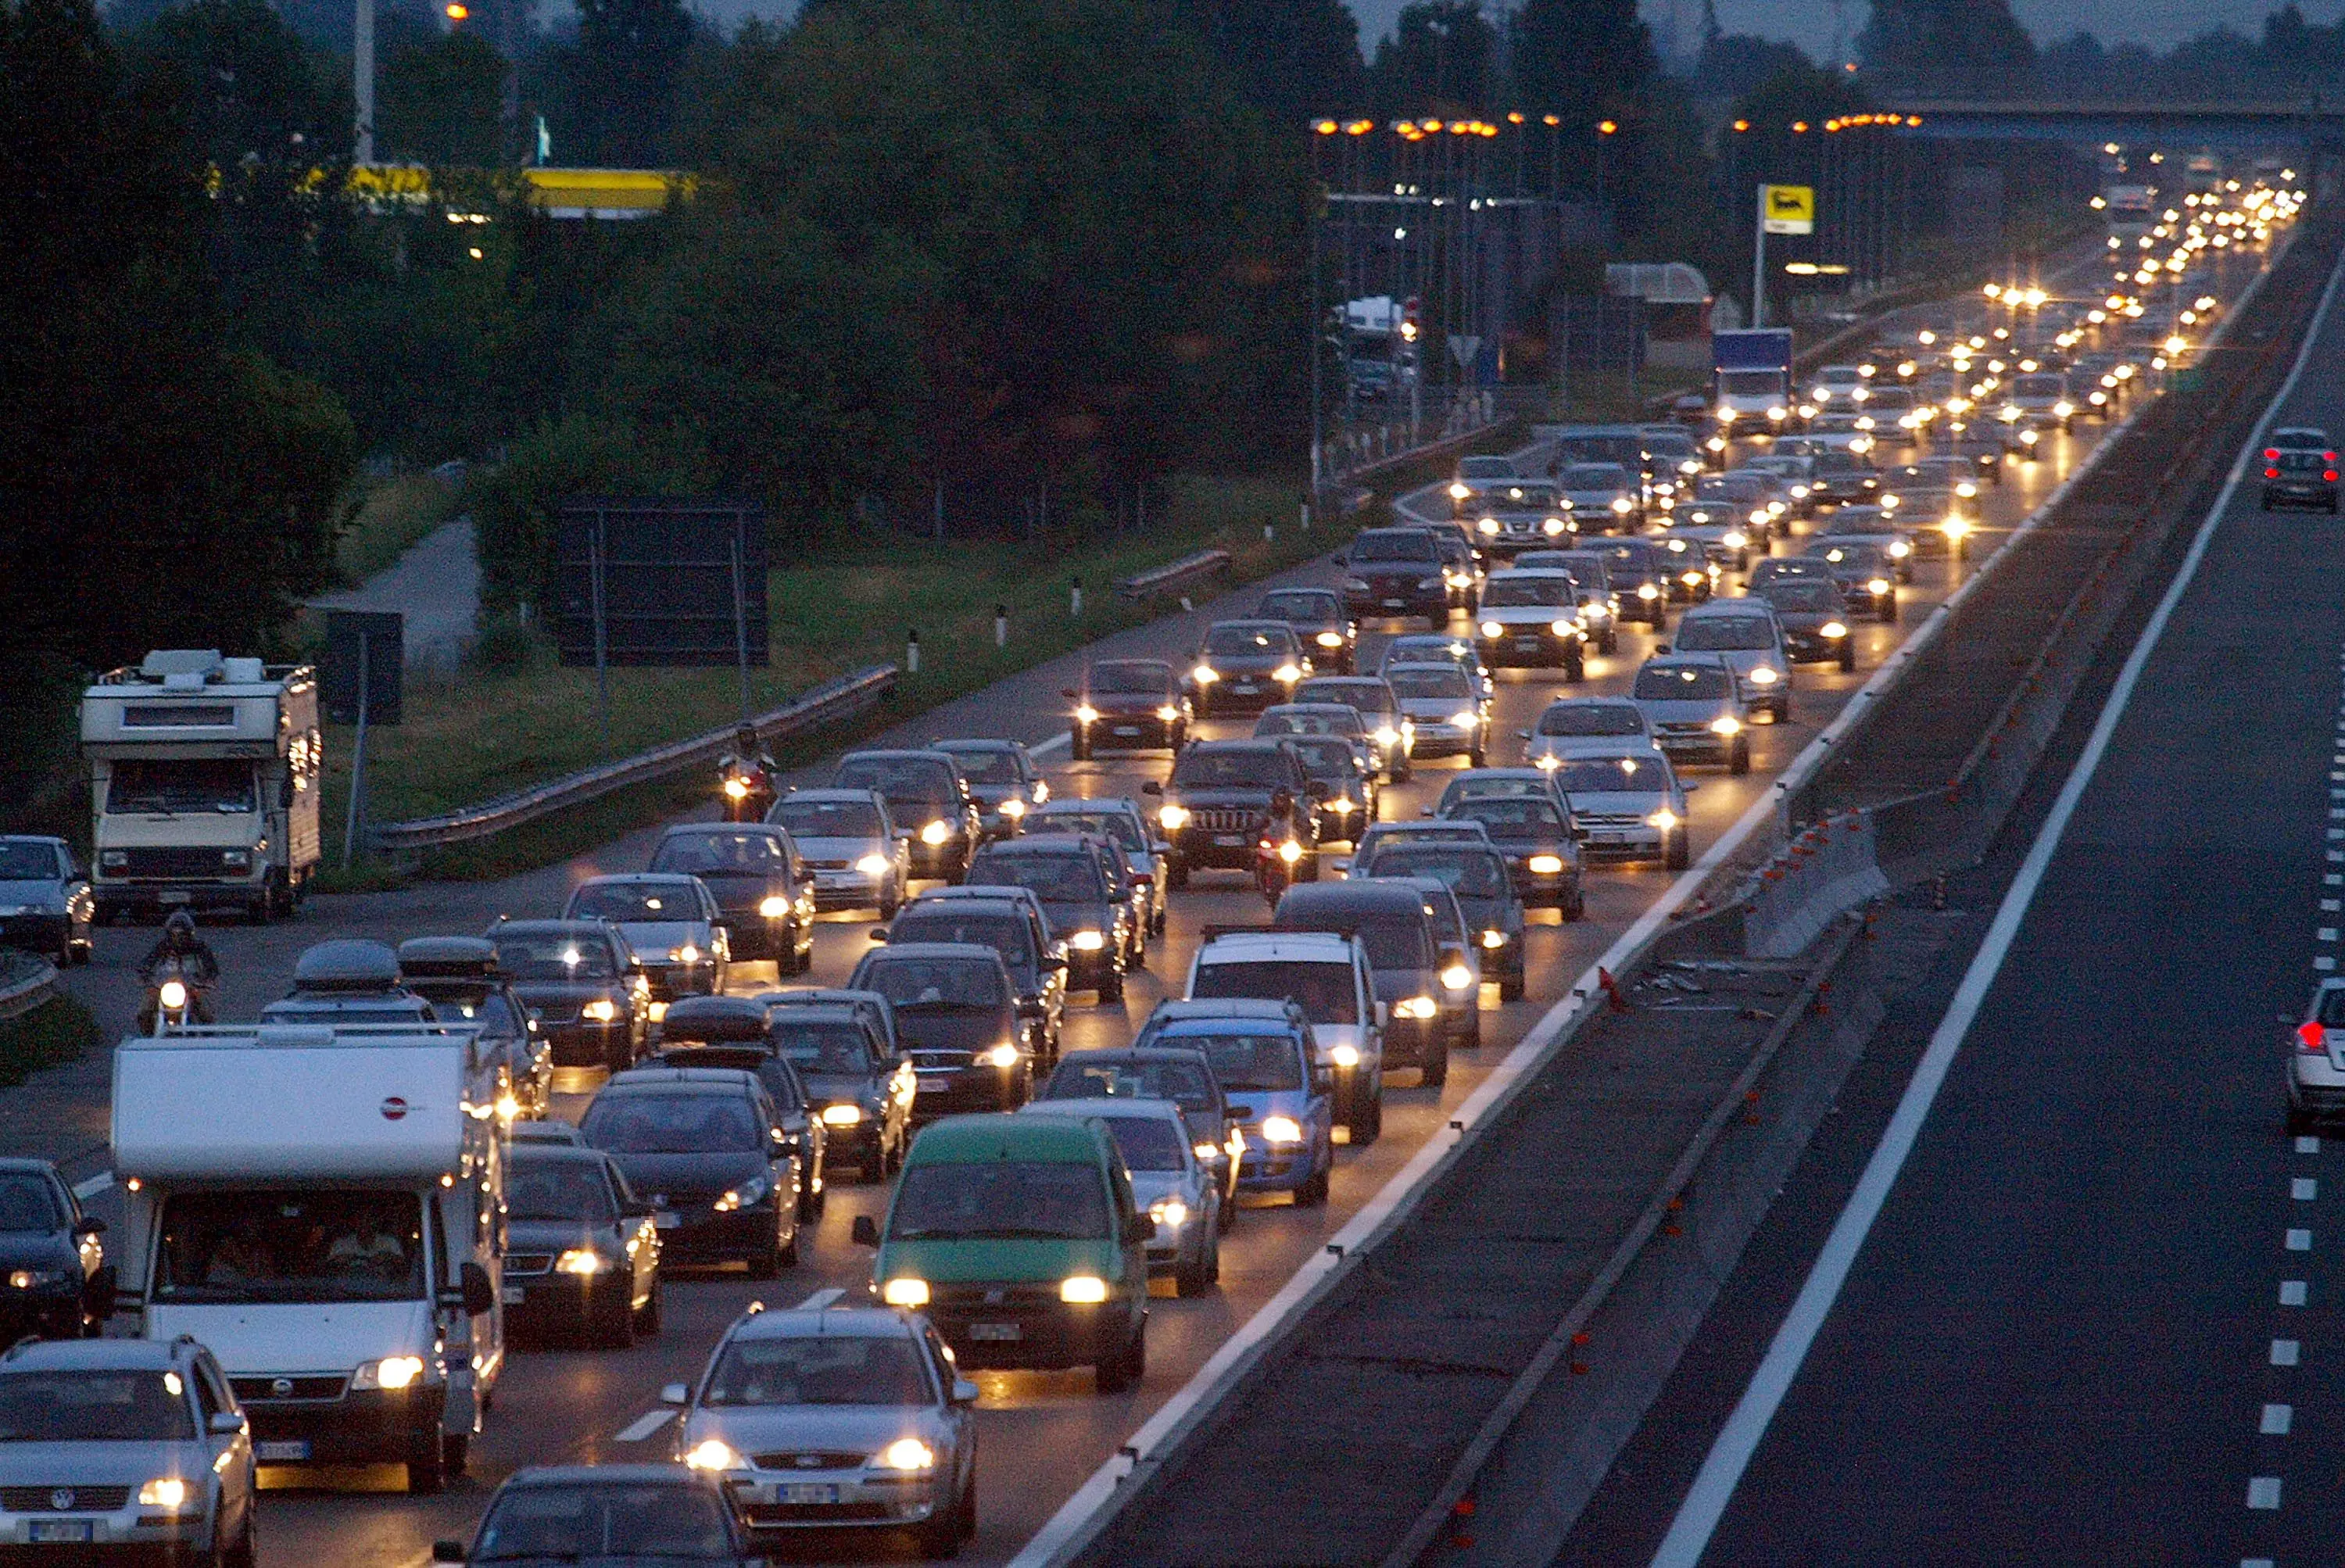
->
[[367, 664, 897, 855], [0, 954, 59, 1023], [1114, 550, 1231, 603], [1742, 811, 1888, 961]]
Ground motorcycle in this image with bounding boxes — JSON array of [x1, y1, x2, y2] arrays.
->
[[1255, 787, 1308, 910], [720, 761, 776, 823], [138, 957, 208, 1034]]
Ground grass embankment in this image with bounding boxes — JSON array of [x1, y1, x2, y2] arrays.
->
[[335, 474, 465, 586], [0, 993, 99, 1090], [317, 471, 1389, 886]]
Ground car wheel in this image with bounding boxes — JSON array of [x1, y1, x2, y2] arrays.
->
[[1070, 730, 1091, 761], [1175, 1237, 1214, 1298], [1097, 968, 1125, 1004], [1667, 829, 1691, 871], [915, 1501, 965, 1560], [1167, 860, 1190, 890], [747, 1229, 782, 1280], [1297, 1161, 1330, 1207], [1498, 970, 1525, 1004], [1150, 904, 1166, 938], [1469, 746, 1486, 768], [596, 1285, 635, 1350], [1420, 1039, 1448, 1088], [1838, 645, 1857, 672], [1563, 886, 1586, 922], [879, 880, 904, 920], [406, 1441, 446, 1496], [1730, 739, 1752, 776], [1094, 1319, 1145, 1394], [1600, 629, 1619, 656], [635, 1276, 662, 1337], [224, 1509, 256, 1568], [1567, 654, 1585, 682]]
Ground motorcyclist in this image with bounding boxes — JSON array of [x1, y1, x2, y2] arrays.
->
[[1255, 786, 1311, 907], [718, 724, 779, 822], [138, 911, 220, 1027]]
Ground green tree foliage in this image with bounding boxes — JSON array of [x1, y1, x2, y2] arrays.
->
[[467, 413, 705, 614], [1188, 0, 1366, 125], [1854, 0, 2036, 97], [1369, 0, 1497, 116], [378, 28, 507, 166], [573, 0, 691, 165], [1509, 0, 1653, 118]]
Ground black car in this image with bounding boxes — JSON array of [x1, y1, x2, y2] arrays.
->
[[647, 825, 814, 972], [1147, 739, 1321, 886], [0, 837, 92, 967], [1271, 881, 1451, 1087], [1341, 527, 1450, 621], [2262, 444, 2340, 512], [847, 942, 1033, 1119], [831, 750, 983, 883], [1280, 732, 1377, 844], [488, 919, 651, 1072], [760, 1000, 914, 1181], [1067, 659, 1190, 758], [1359, 839, 1527, 1001], [397, 936, 556, 1121], [1255, 587, 1357, 674], [883, 887, 1066, 1061], [1437, 782, 1587, 916], [650, 996, 828, 1220], [1036, 1047, 1241, 1211], [0, 1159, 109, 1340], [933, 738, 1048, 842], [1801, 539, 1899, 623], [1751, 578, 1858, 670], [1577, 539, 1673, 627], [962, 837, 1134, 1003], [582, 1069, 802, 1276], [1189, 620, 1309, 718], [1806, 449, 1881, 504], [435, 1466, 760, 1567], [501, 1146, 663, 1348]]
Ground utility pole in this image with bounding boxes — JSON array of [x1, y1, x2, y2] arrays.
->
[[353, 0, 375, 163], [1750, 183, 1768, 329]]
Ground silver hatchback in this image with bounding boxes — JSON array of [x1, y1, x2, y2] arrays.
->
[[2287, 979, 2345, 1126]]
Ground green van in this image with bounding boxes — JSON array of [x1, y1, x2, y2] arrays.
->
[[850, 1114, 1152, 1393]]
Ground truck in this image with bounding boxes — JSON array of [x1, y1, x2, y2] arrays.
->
[[80, 650, 322, 922], [1711, 328, 1795, 431], [2102, 183, 2155, 241], [110, 1021, 506, 1494]]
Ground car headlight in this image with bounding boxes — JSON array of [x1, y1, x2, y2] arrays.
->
[[1710, 715, 1742, 736], [157, 979, 188, 1011], [1480, 929, 1507, 949], [1273, 664, 1303, 684], [1821, 621, 1849, 639], [920, 820, 951, 847], [1748, 666, 1779, 686], [221, 848, 250, 868], [1527, 854, 1566, 875], [1544, 516, 1568, 535], [1610, 496, 1634, 514], [1075, 704, 1100, 724], [557, 1248, 608, 1276], [2054, 401, 2074, 417], [1371, 725, 1399, 747], [1450, 710, 1480, 729], [1888, 541, 1910, 558], [1638, 583, 1659, 600], [856, 852, 892, 877], [353, 1355, 427, 1391], [986, 1042, 1021, 1069], [1867, 577, 1892, 595], [1682, 571, 1705, 585], [1060, 1275, 1110, 1304], [1261, 1115, 1304, 1145], [1195, 1141, 1222, 1162], [1717, 404, 1735, 421], [1150, 1197, 1189, 1231], [1477, 516, 1500, 535], [874, 1438, 936, 1472], [759, 895, 789, 918], [1157, 704, 1181, 721], [822, 1103, 863, 1126], [137, 1479, 189, 1509], [582, 997, 618, 1022], [1550, 619, 1577, 638], [1722, 531, 1749, 550], [1441, 963, 1473, 993], [882, 1276, 930, 1308], [1534, 752, 1559, 769], [674, 944, 702, 965], [1328, 795, 1355, 813], [1480, 620, 1502, 638], [1583, 600, 1609, 619], [1276, 839, 1304, 865], [1416, 576, 1445, 590], [1649, 808, 1679, 830], [7, 1269, 65, 1289], [1942, 517, 1971, 539], [714, 1177, 770, 1212], [1000, 797, 1027, 818], [1159, 804, 1190, 831], [723, 776, 750, 800], [1450, 481, 1473, 499], [686, 1439, 741, 1472], [1192, 664, 1219, 684], [1330, 1043, 1361, 1069], [1316, 631, 1347, 649]]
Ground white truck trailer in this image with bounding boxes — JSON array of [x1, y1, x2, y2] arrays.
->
[[110, 1022, 505, 1493]]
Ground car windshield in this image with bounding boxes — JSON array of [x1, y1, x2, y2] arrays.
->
[[1482, 577, 1571, 607], [106, 759, 254, 815], [1538, 703, 1642, 736], [1044, 1057, 1212, 1109], [1172, 750, 1287, 789], [857, 958, 1006, 1010], [582, 1092, 760, 1155], [1676, 618, 1774, 652], [1387, 668, 1470, 700], [1094, 1115, 1187, 1171], [1352, 532, 1437, 563], [1088, 663, 1167, 694], [651, 832, 785, 876], [1294, 683, 1391, 720], [1555, 754, 1668, 792], [967, 854, 1103, 902], [1278, 910, 1431, 969], [890, 910, 1035, 970], [1560, 464, 1629, 489], [1454, 798, 1563, 834], [1204, 625, 1289, 657], [943, 749, 1022, 785], [1190, 961, 1358, 1024], [1287, 739, 1358, 777], [1031, 811, 1143, 850], [1760, 582, 1842, 613], [888, 1161, 1110, 1240], [1259, 711, 1359, 738], [569, 882, 695, 922], [1364, 849, 1509, 897], [507, 1159, 617, 1222], [0, 1174, 61, 1232], [1259, 590, 1338, 618], [834, 757, 955, 807], [0, 1371, 194, 1443], [701, 1334, 933, 1408], [154, 1191, 424, 1305], [1635, 665, 1731, 700], [0, 844, 55, 880], [769, 1021, 872, 1074], [774, 798, 882, 838], [474, 1484, 736, 1562], [492, 933, 617, 982], [1174, 1030, 1305, 1091]]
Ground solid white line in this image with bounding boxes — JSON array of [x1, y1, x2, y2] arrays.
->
[[614, 1410, 675, 1444], [70, 1173, 114, 1201], [2281, 1280, 2308, 1305], [793, 1287, 844, 1310], [1648, 243, 2345, 1568], [2262, 1403, 2293, 1435], [2248, 1477, 2282, 1509]]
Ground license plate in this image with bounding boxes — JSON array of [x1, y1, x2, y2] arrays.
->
[[1213, 834, 1246, 847], [1513, 637, 1541, 651], [1383, 597, 1405, 608], [782, 1483, 841, 1505], [653, 1211, 680, 1230], [28, 1522, 93, 1544], [502, 1284, 526, 1305], [968, 1321, 1022, 1341], [157, 890, 191, 906], [1112, 726, 1140, 738], [1591, 832, 1627, 845], [256, 1440, 311, 1462], [1232, 682, 1259, 694]]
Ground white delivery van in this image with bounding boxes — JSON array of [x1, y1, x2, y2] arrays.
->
[[110, 1022, 505, 1494], [1184, 931, 1387, 1143], [81, 650, 322, 922]]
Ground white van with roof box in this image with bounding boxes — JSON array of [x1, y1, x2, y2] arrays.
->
[[1183, 931, 1385, 1143]]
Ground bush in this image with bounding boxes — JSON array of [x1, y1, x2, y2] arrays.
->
[[465, 412, 707, 617]]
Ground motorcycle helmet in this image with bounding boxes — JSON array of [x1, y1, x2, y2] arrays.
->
[[164, 910, 197, 940]]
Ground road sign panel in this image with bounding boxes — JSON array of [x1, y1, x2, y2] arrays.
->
[[1762, 184, 1815, 234]]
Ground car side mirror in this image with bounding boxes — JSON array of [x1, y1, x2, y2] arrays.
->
[[209, 1411, 246, 1436], [661, 1381, 692, 1405], [459, 1260, 495, 1318], [1330, 857, 1352, 875], [1140, 781, 1163, 797], [1515, 729, 1531, 741], [432, 1541, 467, 1564], [1654, 642, 1671, 653], [1684, 782, 1701, 793], [952, 1377, 980, 1407], [1373, 1001, 1390, 1028], [869, 927, 889, 943], [851, 1215, 882, 1248]]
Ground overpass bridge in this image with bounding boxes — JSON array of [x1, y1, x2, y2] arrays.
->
[[1884, 98, 2345, 151]]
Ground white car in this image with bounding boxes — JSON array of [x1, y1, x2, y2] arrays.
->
[[2288, 979, 2345, 1128], [1522, 696, 1656, 768], [1472, 569, 1590, 675], [1545, 746, 1692, 869], [1672, 601, 1792, 722], [1185, 931, 1385, 1142]]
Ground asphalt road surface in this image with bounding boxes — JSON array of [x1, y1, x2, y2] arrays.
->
[[43, 241, 2225, 1568]]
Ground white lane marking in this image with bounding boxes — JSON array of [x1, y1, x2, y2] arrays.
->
[[2262, 1403, 2293, 1435], [2330, 851, 2344, 863], [614, 1410, 675, 1444], [793, 1287, 844, 1310], [1646, 243, 2345, 1568], [2248, 1477, 2282, 1510], [2318, 929, 2338, 943], [2325, 875, 2343, 887], [2246, 1559, 2279, 1567], [2272, 1339, 2300, 1366], [2288, 1228, 2313, 1250], [2297, 1133, 2322, 1153], [70, 1173, 113, 1201], [2281, 1280, 2307, 1305], [2323, 900, 2340, 912], [2294, 1178, 2318, 1201], [1030, 732, 1072, 759], [2316, 958, 2336, 972]]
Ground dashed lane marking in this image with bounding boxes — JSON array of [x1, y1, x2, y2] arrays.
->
[[2298, 1135, 2322, 1153], [2318, 929, 2337, 943], [2287, 1229, 2313, 1251], [70, 1173, 113, 1201], [793, 1287, 845, 1310], [2271, 1340, 2300, 1366], [2294, 1178, 2318, 1201], [614, 1410, 675, 1444], [2282, 1280, 2308, 1305], [2262, 1404, 2293, 1435], [2315, 958, 2336, 971], [2248, 1477, 2282, 1510]]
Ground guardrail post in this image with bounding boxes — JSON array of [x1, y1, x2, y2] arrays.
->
[[994, 605, 1008, 649], [906, 630, 920, 675], [1069, 578, 1083, 619]]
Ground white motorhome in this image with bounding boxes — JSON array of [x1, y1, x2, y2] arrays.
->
[[81, 650, 321, 922], [110, 1022, 505, 1494]]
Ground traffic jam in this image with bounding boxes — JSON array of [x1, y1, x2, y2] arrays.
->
[[0, 177, 2298, 1567]]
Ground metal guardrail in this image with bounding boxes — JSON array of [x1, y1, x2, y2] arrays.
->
[[1113, 550, 1231, 603], [0, 954, 59, 1024], [367, 664, 897, 854]]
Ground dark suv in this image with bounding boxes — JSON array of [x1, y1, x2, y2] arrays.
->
[[646, 825, 814, 972], [883, 886, 1066, 1061], [1189, 621, 1309, 719], [1270, 881, 1451, 1087], [2262, 428, 2339, 512], [1146, 739, 1320, 886], [961, 837, 1135, 1004], [1341, 528, 1450, 621], [830, 750, 983, 883]]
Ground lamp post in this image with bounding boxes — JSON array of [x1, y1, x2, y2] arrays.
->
[[353, 0, 374, 163]]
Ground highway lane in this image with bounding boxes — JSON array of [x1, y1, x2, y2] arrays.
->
[[43, 245, 2232, 1566]]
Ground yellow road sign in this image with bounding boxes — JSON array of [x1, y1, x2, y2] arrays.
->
[[1762, 184, 1815, 235]]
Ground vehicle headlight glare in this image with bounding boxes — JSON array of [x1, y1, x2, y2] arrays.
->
[[1480, 929, 1506, 949], [1396, 995, 1439, 1021], [1710, 716, 1742, 736], [759, 895, 789, 918], [557, 1248, 607, 1276], [1867, 578, 1892, 595], [714, 1177, 768, 1212], [1150, 1197, 1189, 1230], [920, 820, 951, 847], [1821, 621, 1848, 639], [1317, 632, 1346, 648], [883, 1276, 930, 1308], [1749, 666, 1778, 686], [356, 1355, 426, 1391], [1273, 664, 1303, 684], [582, 997, 618, 1022], [1649, 808, 1678, 829], [686, 1440, 740, 1472], [1157, 705, 1180, 721], [1069, 929, 1107, 951], [1059, 1275, 1110, 1304], [1262, 1115, 1303, 1144], [1480, 620, 1502, 638], [986, 1043, 1021, 1069], [1330, 1044, 1361, 1069], [1610, 496, 1634, 514], [1638, 583, 1659, 600], [1159, 804, 1190, 831], [1550, 619, 1575, 637], [875, 1438, 936, 1472], [1527, 854, 1566, 875], [857, 852, 892, 876], [158, 980, 188, 1011], [1075, 704, 1100, 724], [822, 1103, 863, 1126], [138, 1479, 188, 1509], [1450, 710, 1480, 730], [1441, 963, 1473, 992], [1277, 839, 1304, 865], [1192, 664, 1219, 684]]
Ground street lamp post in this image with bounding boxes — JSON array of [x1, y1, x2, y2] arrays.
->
[[353, 0, 374, 163]]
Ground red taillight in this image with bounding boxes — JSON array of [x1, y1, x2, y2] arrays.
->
[[2268, 467, 2282, 478], [2266, 448, 2282, 460], [2326, 452, 2338, 463], [2300, 1021, 2326, 1053], [2326, 471, 2337, 482]]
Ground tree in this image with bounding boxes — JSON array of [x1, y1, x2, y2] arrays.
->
[[1853, 0, 2035, 97], [1510, 0, 1654, 118], [1187, 0, 1366, 124], [572, 0, 690, 165], [1369, 0, 1496, 117], [378, 28, 507, 165]]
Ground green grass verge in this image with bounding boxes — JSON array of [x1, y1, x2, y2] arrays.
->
[[0, 993, 99, 1090], [336, 474, 464, 586]]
